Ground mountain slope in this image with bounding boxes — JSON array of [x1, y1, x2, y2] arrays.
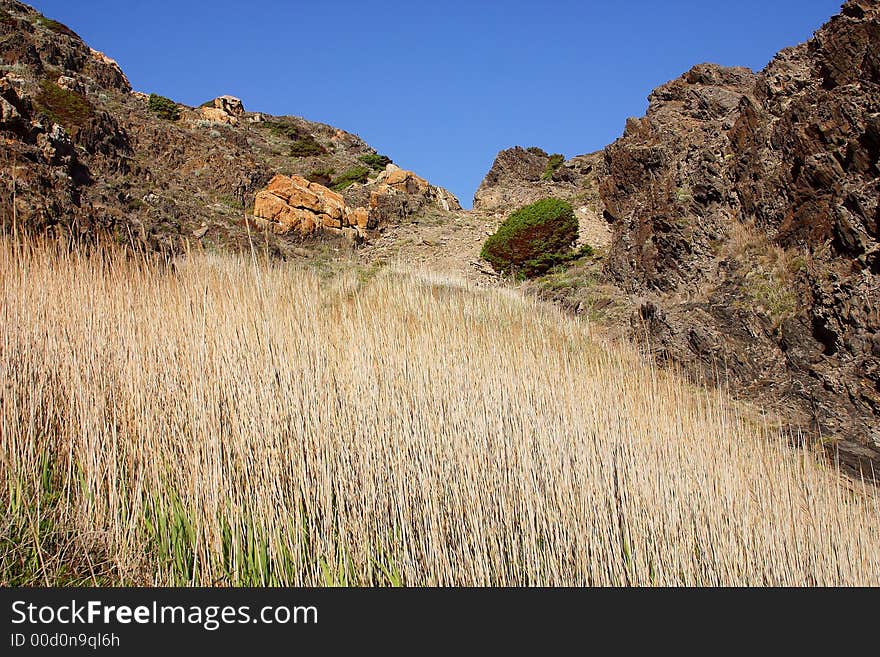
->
[[0, 0, 458, 254]]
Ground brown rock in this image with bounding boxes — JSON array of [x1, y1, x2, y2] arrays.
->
[[594, 5, 880, 469], [347, 206, 370, 230], [56, 75, 84, 94]]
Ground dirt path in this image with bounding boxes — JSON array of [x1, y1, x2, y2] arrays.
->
[[358, 210, 502, 285], [358, 203, 612, 288]]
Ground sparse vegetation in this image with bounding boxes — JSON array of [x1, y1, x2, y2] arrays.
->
[[307, 168, 335, 186], [541, 153, 565, 180], [262, 120, 301, 141], [35, 15, 78, 38], [727, 221, 802, 326], [359, 153, 392, 170], [527, 146, 548, 157], [217, 194, 243, 210], [330, 165, 370, 191], [289, 136, 325, 157], [481, 198, 580, 278], [674, 184, 694, 205], [3, 237, 880, 585], [260, 120, 326, 156], [147, 93, 181, 121], [34, 79, 95, 130]]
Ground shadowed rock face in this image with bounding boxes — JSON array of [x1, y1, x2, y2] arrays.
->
[[475, 1, 880, 470], [599, 1, 880, 469]]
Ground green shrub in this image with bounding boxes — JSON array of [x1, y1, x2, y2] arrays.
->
[[481, 198, 579, 278], [359, 153, 392, 170], [330, 166, 370, 191], [147, 94, 181, 121], [541, 153, 565, 181], [36, 15, 78, 38], [263, 120, 301, 141], [526, 146, 548, 157], [35, 79, 94, 129], [307, 168, 335, 185], [259, 120, 326, 156], [290, 136, 325, 157], [217, 194, 243, 210]]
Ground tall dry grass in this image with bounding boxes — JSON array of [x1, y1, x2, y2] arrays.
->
[[1, 236, 878, 586]]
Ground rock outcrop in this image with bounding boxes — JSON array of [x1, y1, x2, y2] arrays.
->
[[596, 1, 880, 469], [343, 164, 461, 224], [253, 174, 373, 236], [199, 95, 244, 125], [473, 146, 600, 213]]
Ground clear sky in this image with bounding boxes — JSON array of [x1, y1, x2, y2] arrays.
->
[[29, 0, 842, 207]]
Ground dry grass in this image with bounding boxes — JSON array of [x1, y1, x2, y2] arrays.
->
[[1, 236, 878, 586]]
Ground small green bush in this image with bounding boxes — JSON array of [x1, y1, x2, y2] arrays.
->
[[263, 120, 300, 141], [35, 79, 94, 129], [527, 146, 548, 157], [307, 168, 335, 185], [359, 153, 392, 170], [290, 136, 325, 157], [330, 166, 370, 191], [36, 15, 78, 38], [148, 94, 180, 121], [259, 120, 326, 156], [541, 153, 565, 181], [481, 198, 579, 278]]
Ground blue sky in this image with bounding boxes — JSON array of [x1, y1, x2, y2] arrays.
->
[[30, 0, 842, 207]]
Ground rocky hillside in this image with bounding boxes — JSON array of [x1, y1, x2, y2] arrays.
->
[[476, 0, 879, 471], [2, 0, 878, 471], [0, 0, 458, 253]]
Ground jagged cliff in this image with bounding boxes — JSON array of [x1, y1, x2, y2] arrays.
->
[[476, 0, 880, 470], [0, 0, 458, 253]]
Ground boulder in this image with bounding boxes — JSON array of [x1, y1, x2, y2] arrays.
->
[[200, 107, 238, 126], [199, 96, 245, 125], [253, 174, 371, 236], [213, 95, 244, 116], [383, 168, 430, 194]]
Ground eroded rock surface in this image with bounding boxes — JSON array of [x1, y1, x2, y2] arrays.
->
[[474, 0, 880, 470]]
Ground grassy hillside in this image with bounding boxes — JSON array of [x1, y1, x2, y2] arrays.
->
[[1, 237, 878, 586]]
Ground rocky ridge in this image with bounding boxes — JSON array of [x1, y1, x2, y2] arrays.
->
[[0, 0, 459, 254], [475, 0, 880, 470]]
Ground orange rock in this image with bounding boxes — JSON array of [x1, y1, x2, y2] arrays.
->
[[253, 174, 367, 236], [383, 169, 429, 194], [200, 106, 239, 126], [321, 213, 342, 229], [348, 206, 370, 230]]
